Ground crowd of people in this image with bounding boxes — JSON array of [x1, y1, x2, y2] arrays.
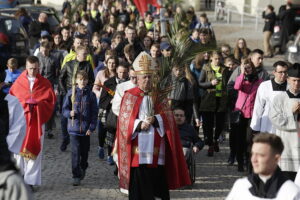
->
[[2, 0, 300, 199]]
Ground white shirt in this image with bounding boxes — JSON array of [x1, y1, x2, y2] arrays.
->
[[27, 76, 36, 92]]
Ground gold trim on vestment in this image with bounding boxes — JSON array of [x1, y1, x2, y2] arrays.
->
[[135, 70, 156, 75], [132, 145, 159, 155], [20, 148, 37, 160]]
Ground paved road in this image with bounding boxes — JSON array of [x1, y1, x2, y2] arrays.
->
[[34, 119, 243, 200]]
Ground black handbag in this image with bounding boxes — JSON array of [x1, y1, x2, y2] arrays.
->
[[230, 110, 243, 124], [230, 84, 253, 124]]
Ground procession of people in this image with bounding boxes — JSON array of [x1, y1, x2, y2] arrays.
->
[[3, 0, 300, 199]]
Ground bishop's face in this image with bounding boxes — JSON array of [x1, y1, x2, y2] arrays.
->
[[137, 74, 152, 92]]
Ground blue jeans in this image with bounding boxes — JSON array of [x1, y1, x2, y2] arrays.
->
[[70, 135, 90, 178]]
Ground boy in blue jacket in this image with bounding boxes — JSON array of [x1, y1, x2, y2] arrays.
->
[[1, 58, 21, 94], [62, 70, 97, 186]]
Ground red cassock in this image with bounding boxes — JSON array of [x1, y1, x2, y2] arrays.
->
[[116, 87, 191, 190], [9, 71, 56, 159]]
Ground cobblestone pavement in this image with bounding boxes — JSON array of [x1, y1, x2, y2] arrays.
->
[[34, 119, 243, 200]]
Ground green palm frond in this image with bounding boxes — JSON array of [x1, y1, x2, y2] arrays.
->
[[153, 14, 216, 107]]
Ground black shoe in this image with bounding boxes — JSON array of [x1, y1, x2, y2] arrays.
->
[[60, 143, 67, 152], [73, 178, 80, 186], [227, 154, 235, 166]]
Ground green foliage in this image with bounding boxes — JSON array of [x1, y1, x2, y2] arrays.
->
[[152, 14, 216, 108]]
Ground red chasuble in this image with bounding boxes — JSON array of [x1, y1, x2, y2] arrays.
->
[[117, 87, 191, 190], [9, 71, 56, 159]]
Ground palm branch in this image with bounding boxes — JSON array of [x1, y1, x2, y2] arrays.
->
[[153, 15, 216, 107]]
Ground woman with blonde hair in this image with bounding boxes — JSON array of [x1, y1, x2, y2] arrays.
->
[[233, 38, 251, 61]]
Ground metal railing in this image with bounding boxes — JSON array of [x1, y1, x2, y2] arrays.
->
[[214, 0, 264, 30]]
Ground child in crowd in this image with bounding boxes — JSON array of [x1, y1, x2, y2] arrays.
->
[[62, 70, 98, 186], [2, 58, 21, 94], [224, 57, 238, 74]]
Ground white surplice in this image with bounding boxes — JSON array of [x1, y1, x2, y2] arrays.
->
[[226, 177, 300, 200], [111, 80, 136, 116], [251, 80, 287, 134], [132, 95, 165, 165], [269, 92, 300, 172]]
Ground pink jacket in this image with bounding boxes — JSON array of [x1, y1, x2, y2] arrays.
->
[[234, 74, 263, 118]]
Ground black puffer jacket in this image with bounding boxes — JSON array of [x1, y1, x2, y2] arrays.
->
[[58, 60, 94, 95]]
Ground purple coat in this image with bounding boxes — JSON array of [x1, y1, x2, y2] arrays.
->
[[234, 74, 263, 118]]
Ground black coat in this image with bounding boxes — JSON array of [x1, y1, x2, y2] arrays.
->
[[262, 11, 276, 32], [28, 21, 51, 48], [178, 123, 204, 149], [278, 5, 296, 35], [58, 60, 94, 95]]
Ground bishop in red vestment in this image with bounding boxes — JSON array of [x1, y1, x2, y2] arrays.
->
[[116, 52, 191, 200]]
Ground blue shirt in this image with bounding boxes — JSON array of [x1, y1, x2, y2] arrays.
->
[[2, 69, 21, 94]]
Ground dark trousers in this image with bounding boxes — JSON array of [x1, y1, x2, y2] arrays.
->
[[202, 111, 226, 146], [70, 135, 90, 178], [231, 117, 252, 169], [45, 109, 55, 133], [97, 121, 106, 147], [129, 165, 170, 200], [60, 94, 69, 144], [228, 125, 236, 158]]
